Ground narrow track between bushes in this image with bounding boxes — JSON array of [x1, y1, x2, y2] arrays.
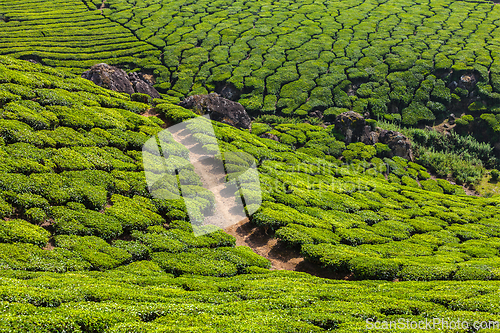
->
[[168, 125, 351, 278]]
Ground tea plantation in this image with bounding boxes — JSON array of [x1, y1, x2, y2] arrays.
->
[[1, 56, 500, 331], [4, 0, 500, 130]]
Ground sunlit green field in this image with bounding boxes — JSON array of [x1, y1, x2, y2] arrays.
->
[[2, 0, 500, 331], [3, 0, 500, 125]]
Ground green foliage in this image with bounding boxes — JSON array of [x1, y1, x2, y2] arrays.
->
[[106, 195, 165, 231], [349, 257, 399, 280], [380, 121, 494, 183], [152, 249, 238, 277], [342, 142, 376, 161], [55, 235, 131, 270], [155, 103, 196, 124], [1, 31, 500, 333], [0, 219, 49, 247], [52, 204, 123, 240], [131, 93, 152, 104], [491, 169, 500, 181], [401, 102, 435, 125]]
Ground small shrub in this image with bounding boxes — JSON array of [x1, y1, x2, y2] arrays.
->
[[491, 169, 500, 181], [0, 219, 49, 247]]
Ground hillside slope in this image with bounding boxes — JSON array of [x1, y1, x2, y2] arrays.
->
[[4, 0, 500, 133], [2, 55, 500, 280], [1, 55, 500, 331]]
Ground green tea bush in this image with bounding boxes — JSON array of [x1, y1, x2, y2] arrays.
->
[[155, 104, 196, 124], [0, 242, 90, 272], [342, 143, 376, 161], [113, 240, 151, 261], [52, 204, 123, 240], [348, 257, 399, 280], [491, 169, 500, 181], [106, 194, 165, 231], [276, 224, 339, 247], [55, 235, 131, 270], [0, 219, 49, 247], [420, 179, 444, 194], [151, 249, 238, 277], [399, 263, 457, 281], [25, 207, 47, 224]]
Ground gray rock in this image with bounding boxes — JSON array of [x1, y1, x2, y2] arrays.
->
[[448, 81, 458, 90], [333, 111, 366, 144], [82, 63, 161, 99], [309, 110, 323, 119], [220, 83, 240, 101], [260, 132, 280, 142], [378, 130, 413, 161], [82, 63, 134, 95], [129, 72, 161, 99], [334, 111, 413, 161], [459, 73, 477, 91], [178, 93, 251, 129]]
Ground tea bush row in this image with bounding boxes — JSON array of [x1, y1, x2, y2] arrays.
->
[[0, 268, 497, 331], [96, 0, 500, 123]]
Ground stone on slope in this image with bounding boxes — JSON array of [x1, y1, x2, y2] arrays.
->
[[82, 63, 160, 99], [334, 111, 413, 160], [178, 93, 251, 129]]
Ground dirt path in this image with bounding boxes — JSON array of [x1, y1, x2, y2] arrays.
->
[[170, 128, 247, 230], [169, 127, 347, 278], [225, 218, 352, 279], [99, 0, 106, 12]]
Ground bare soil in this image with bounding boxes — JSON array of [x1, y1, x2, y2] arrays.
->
[[171, 127, 247, 230], [43, 238, 55, 251], [141, 108, 160, 118], [99, 0, 106, 11], [169, 126, 350, 278], [141, 109, 170, 128], [225, 218, 353, 279]]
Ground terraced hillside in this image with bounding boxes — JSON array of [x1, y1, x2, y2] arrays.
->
[[1, 57, 500, 331], [4, 0, 500, 133], [0, 56, 500, 333], [0, 0, 166, 76]]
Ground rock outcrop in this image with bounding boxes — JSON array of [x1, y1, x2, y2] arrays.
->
[[260, 132, 280, 142], [178, 93, 251, 129], [128, 72, 161, 99], [334, 111, 413, 160], [334, 111, 367, 144], [378, 129, 413, 161], [81, 63, 161, 99]]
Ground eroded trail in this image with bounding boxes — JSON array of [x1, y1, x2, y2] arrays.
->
[[170, 128, 246, 230], [225, 219, 351, 279], [170, 127, 348, 278], [225, 218, 305, 271]]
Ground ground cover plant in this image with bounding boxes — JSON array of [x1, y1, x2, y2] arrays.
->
[[378, 120, 498, 184], [0, 268, 498, 332], [3, 0, 500, 127], [3, 55, 499, 284], [1, 6, 500, 328], [208, 119, 500, 283], [0, 56, 271, 277]]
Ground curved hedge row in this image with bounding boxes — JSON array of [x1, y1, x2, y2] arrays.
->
[[198, 116, 500, 281], [3, 0, 500, 124], [98, 0, 500, 123], [0, 268, 498, 332], [0, 0, 166, 78], [0, 56, 272, 277]]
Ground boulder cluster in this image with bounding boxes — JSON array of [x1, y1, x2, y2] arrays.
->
[[334, 111, 413, 160], [178, 93, 252, 129], [82, 63, 161, 99]]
